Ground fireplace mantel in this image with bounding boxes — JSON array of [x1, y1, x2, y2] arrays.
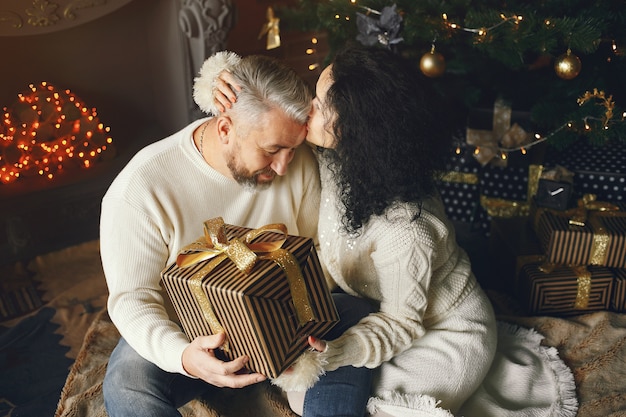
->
[[0, 0, 133, 36]]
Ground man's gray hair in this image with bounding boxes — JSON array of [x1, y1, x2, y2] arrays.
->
[[228, 55, 312, 125]]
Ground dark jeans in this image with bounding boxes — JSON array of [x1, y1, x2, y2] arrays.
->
[[103, 293, 375, 417]]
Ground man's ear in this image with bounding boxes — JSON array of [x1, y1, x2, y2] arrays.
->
[[216, 115, 232, 144]]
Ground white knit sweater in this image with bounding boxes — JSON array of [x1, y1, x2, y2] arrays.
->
[[274, 159, 498, 415], [100, 118, 321, 375]]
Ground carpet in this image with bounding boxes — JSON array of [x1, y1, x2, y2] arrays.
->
[[57, 306, 626, 417], [0, 240, 108, 417], [5, 239, 626, 417]]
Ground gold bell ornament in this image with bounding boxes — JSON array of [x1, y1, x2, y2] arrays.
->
[[420, 45, 446, 78], [554, 48, 582, 80]]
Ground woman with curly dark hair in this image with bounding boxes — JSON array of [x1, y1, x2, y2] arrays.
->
[[212, 45, 576, 417]]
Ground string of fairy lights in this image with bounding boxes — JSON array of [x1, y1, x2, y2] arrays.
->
[[462, 88, 626, 162], [258, 1, 625, 162], [0, 82, 113, 185]]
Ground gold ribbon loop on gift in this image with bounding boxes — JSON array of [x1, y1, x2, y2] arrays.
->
[[567, 194, 621, 266], [466, 99, 531, 167], [175, 218, 316, 350], [568, 194, 620, 227]]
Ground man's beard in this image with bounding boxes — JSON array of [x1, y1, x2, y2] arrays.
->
[[227, 154, 275, 192]]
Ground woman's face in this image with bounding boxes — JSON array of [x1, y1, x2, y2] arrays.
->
[[306, 65, 337, 149]]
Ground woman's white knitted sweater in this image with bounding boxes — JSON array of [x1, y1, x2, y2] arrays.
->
[[317, 163, 482, 370], [290, 160, 498, 415]]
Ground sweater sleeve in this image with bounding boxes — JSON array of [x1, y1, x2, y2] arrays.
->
[[321, 218, 438, 371], [100, 196, 191, 375]]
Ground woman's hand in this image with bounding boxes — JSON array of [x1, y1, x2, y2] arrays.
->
[[308, 335, 327, 352], [214, 71, 241, 113]]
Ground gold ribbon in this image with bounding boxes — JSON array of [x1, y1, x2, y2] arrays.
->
[[176, 218, 317, 350], [532, 194, 623, 266], [466, 98, 531, 167], [440, 171, 479, 185], [537, 262, 591, 309], [258, 7, 281, 50], [566, 194, 621, 266], [480, 164, 544, 218]]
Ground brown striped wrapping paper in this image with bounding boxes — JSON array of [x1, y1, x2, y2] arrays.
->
[[532, 205, 626, 268], [161, 223, 338, 378], [611, 268, 626, 312], [518, 262, 614, 316]]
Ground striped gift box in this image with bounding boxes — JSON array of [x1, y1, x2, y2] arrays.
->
[[533, 207, 626, 268], [161, 222, 338, 378], [611, 268, 626, 312], [518, 262, 614, 316]]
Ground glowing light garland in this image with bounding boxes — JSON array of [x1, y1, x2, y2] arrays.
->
[[0, 82, 114, 185]]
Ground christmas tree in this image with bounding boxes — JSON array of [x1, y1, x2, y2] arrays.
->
[[278, 0, 626, 152]]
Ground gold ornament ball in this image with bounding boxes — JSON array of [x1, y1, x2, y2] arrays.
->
[[420, 51, 446, 78], [554, 51, 582, 80]]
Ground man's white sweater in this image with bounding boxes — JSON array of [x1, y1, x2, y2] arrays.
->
[[100, 118, 320, 374]]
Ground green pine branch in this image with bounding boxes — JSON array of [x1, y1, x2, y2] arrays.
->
[[277, 0, 626, 149]]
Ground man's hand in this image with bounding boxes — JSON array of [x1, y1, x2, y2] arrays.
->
[[182, 332, 266, 388]]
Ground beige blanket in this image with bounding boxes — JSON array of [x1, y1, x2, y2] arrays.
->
[[35, 240, 626, 417]]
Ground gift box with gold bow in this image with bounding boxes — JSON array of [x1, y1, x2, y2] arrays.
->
[[518, 260, 614, 316], [530, 195, 626, 268], [466, 99, 535, 167], [161, 218, 339, 378]]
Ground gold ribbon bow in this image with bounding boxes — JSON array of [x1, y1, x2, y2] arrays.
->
[[566, 194, 621, 266], [567, 193, 620, 227], [466, 98, 531, 167], [532, 194, 623, 267], [176, 218, 316, 351]]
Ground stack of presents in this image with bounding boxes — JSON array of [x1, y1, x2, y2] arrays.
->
[[439, 99, 626, 316]]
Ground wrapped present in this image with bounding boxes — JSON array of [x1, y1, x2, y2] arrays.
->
[[611, 268, 626, 312], [438, 151, 482, 224], [466, 98, 534, 167], [161, 218, 339, 378], [534, 165, 574, 210], [545, 139, 626, 202], [518, 261, 614, 316], [531, 195, 626, 268], [480, 164, 543, 219]]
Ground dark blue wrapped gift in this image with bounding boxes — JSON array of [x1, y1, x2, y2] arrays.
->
[[438, 150, 483, 227], [545, 141, 625, 203]]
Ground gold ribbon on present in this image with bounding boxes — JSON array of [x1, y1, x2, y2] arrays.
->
[[532, 194, 624, 267], [176, 218, 317, 350], [440, 171, 479, 185], [537, 262, 592, 309], [566, 194, 621, 266], [480, 164, 544, 218], [466, 98, 531, 167], [258, 7, 281, 50]]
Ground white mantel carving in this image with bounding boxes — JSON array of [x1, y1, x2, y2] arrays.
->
[[0, 0, 133, 36]]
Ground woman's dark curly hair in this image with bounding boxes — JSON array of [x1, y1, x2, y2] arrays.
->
[[324, 45, 452, 234]]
